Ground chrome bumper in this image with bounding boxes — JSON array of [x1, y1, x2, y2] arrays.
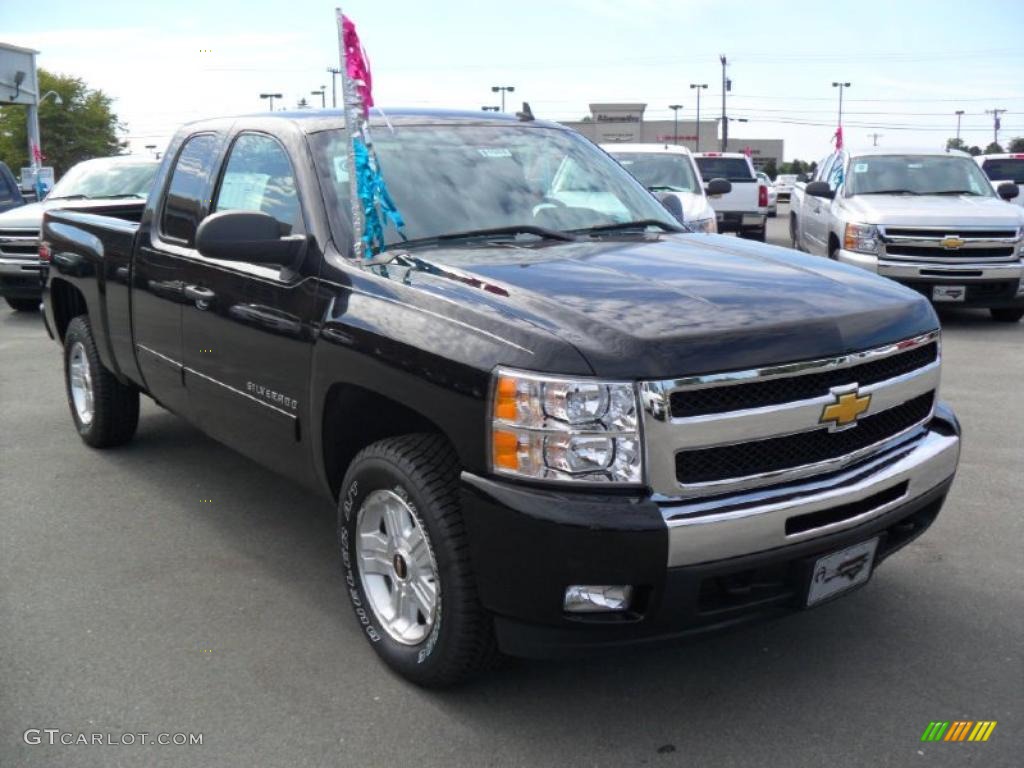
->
[[0, 257, 44, 276], [660, 421, 959, 567], [836, 250, 1024, 282]]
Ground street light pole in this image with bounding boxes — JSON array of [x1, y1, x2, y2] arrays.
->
[[491, 85, 515, 112], [832, 81, 851, 126], [668, 105, 683, 145], [311, 87, 326, 108], [259, 92, 283, 111], [327, 67, 342, 108], [689, 83, 707, 151], [954, 110, 965, 143]]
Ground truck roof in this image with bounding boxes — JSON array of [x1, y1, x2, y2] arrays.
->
[[601, 143, 694, 156], [181, 107, 565, 134], [844, 146, 971, 158]]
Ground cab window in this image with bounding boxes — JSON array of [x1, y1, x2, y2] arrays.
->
[[161, 133, 219, 246], [214, 133, 301, 235]]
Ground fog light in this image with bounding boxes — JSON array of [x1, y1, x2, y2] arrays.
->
[[563, 585, 633, 613]]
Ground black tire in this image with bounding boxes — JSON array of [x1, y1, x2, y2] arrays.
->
[[990, 307, 1024, 323], [790, 216, 799, 249], [64, 315, 139, 448], [6, 297, 40, 312], [337, 433, 498, 687]]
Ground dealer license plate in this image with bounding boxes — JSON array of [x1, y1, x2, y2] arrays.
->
[[807, 538, 879, 607], [932, 285, 966, 302]]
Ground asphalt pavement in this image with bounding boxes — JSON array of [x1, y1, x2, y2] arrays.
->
[[2, 207, 1022, 767]]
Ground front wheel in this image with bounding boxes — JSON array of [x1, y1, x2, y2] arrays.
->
[[6, 297, 40, 312], [64, 316, 140, 447], [337, 434, 498, 687], [990, 307, 1024, 323]]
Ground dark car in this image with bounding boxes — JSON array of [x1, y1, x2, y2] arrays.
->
[[41, 110, 960, 686]]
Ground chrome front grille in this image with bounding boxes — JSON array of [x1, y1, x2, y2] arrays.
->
[[640, 331, 940, 499], [879, 226, 1021, 264], [0, 229, 40, 260]]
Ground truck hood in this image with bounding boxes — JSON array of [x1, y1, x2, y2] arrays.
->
[[839, 194, 1024, 227], [400, 233, 938, 379], [0, 197, 143, 230]]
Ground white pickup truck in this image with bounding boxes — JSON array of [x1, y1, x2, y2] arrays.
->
[[693, 152, 768, 240], [975, 153, 1024, 209], [790, 146, 1024, 322]]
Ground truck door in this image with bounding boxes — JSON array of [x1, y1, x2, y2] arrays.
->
[[132, 133, 221, 415], [179, 131, 320, 480]]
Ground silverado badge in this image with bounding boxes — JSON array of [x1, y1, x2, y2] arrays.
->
[[940, 236, 965, 250], [820, 386, 871, 431]]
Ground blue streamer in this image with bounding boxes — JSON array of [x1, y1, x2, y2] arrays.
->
[[353, 138, 405, 256]]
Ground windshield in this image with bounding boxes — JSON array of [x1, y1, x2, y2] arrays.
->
[[845, 154, 995, 197], [776, 175, 797, 183], [980, 158, 1024, 184], [609, 152, 700, 193], [48, 159, 159, 200], [694, 156, 754, 182], [311, 125, 677, 249]]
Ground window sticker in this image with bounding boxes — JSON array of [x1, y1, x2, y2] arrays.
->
[[477, 148, 512, 158], [853, 163, 869, 173], [333, 155, 349, 183]]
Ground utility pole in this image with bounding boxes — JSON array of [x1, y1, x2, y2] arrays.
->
[[491, 85, 515, 112], [868, 132, 883, 147], [669, 105, 683, 145], [326, 67, 342, 108], [481, 106, 500, 112], [985, 108, 1007, 146], [832, 81, 851, 126], [954, 110, 965, 142], [719, 55, 729, 151], [690, 83, 707, 151]]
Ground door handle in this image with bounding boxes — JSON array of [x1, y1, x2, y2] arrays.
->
[[183, 284, 216, 308]]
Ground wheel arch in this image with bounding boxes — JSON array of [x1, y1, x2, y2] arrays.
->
[[49, 277, 88, 343]]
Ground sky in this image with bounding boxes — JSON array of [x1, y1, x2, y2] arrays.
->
[[3, 0, 1023, 162]]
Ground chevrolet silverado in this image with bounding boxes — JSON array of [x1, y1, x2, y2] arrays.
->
[[42, 110, 960, 686]]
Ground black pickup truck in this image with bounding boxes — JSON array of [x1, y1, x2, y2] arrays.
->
[[42, 110, 961, 686]]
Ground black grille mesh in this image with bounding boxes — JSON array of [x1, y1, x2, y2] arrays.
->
[[671, 342, 937, 418], [675, 392, 935, 485]]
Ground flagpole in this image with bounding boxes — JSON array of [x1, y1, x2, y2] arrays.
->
[[338, 7, 366, 260]]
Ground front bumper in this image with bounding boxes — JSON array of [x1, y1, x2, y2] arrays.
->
[[460, 406, 960, 658], [836, 250, 1024, 308], [0, 257, 44, 299]]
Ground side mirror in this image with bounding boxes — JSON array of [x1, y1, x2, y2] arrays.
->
[[195, 210, 306, 265], [997, 181, 1020, 201], [805, 181, 835, 199], [705, 178, 732, 197], [657, 193, 685, 223]]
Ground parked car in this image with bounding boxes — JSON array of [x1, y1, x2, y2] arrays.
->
[[0, 156, 159, 312], [975, 153, 1024, 209], [791, 147, 1023, 322], [693, 152, 768, 239], [42, 110, 959, 686], [774, 173, 797, 202], [757, 172, 778, 217], [0, 162, 27, 214], [601, 143, 729, 232]]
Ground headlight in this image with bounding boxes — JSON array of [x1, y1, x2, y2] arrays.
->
[[843, 223, 880, 254], [690, 217, 717, 234], [491, 368, 642, 484]]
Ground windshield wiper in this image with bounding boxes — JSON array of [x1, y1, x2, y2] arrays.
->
[[647, 185, 691, 193], [394, 224, 577, 251], [46, 194, 90, 200], [931, 189, 983, 196], [572, 219, 684, 235], [855, 189, 919, 195], [89, 193, 147, 199]]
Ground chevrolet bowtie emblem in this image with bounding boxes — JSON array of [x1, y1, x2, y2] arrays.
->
[[940, 236, 965, 250], [821, 387, 871, 430]]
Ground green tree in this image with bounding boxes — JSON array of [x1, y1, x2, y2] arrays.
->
[[984, 141, 1004, 154], [946, 137, 968, 152], [762, 159, 778, 179], [1007, 137, 1024, 153], [967, 145, 983, 156], [0, 69, 125, 178]]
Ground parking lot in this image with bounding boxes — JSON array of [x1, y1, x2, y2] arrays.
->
[[1, 207, 1021, 768]]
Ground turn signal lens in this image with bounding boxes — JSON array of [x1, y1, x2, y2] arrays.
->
[[38, 242, 51, 262]]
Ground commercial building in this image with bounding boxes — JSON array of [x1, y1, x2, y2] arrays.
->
[[561, 103, 784, 172]]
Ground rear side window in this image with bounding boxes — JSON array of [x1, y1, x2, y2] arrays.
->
[[695, 157, 754, 182], [214, 133, 301, 235], [981, 159, 1024, 184], [0, 174, 12, 202], [161, 134, 219, 245]]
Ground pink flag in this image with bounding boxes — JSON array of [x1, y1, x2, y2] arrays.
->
[[341, 14, 373, 112], [833, 124, 844, 150]]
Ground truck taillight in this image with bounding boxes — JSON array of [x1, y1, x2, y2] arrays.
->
[[39, 242, 51, 262], [758, 185, 768, 207]]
